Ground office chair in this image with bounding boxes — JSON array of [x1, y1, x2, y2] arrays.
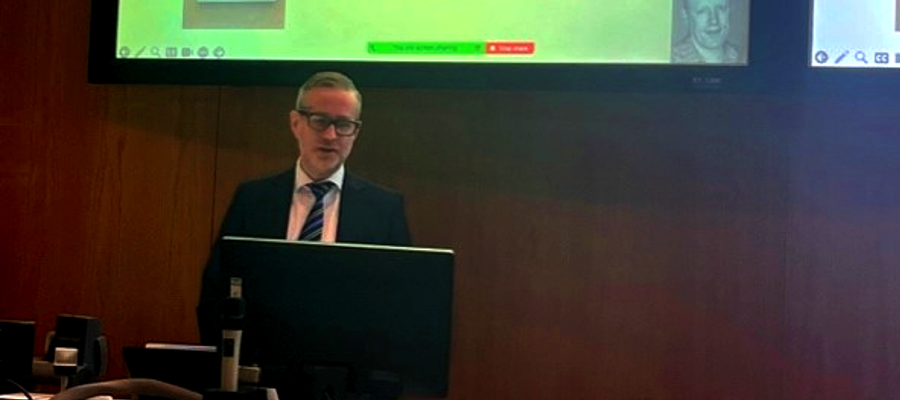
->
[[49, 378, 202, 400]]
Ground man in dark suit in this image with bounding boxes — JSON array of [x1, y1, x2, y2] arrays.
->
[[197, 71, 411, 345]]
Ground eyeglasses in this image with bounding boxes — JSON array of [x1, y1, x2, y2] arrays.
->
[[295, 109, 361, 137]]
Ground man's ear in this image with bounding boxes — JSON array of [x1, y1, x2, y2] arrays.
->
[[680, 0, 691, 22], [289, 110, 302, 139]]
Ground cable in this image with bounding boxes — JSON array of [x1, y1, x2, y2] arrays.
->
[[5, 379, 34, 400]]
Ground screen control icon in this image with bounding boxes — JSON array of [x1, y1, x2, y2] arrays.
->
[[814, 50, 828, 64], [833, 50, 849, 64], [874, 52, 889, 64]]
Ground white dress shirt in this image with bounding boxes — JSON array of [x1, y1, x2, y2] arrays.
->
[[286, 159, 343, 242]]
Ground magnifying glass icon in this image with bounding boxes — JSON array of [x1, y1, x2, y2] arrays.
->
[[855, 51, 868, 64], [150, 46, 161, 58]]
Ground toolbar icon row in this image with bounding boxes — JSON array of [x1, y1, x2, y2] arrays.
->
[[118, 46, 226, 59]]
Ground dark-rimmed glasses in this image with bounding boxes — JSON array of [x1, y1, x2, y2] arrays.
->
[[295, 109, 361, 137]]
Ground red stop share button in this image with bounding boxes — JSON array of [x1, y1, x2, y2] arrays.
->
[[486, 41, 535, 55]]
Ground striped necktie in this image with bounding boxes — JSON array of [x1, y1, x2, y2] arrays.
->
[[298, 181, 334, 241]]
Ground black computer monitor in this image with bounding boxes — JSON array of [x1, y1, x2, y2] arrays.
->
[[218, 236, 454, 399]]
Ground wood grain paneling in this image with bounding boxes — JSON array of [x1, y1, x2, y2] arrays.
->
[[0, 1, 37, 126], [782, 96, 900, 400], [211, 87, 298, 239], [3, 1, 900, 399], [347, 89, 795, 400], [0, 0, 221, 379], [0, 171, 39, 320], [0, 0, 41, 321], [83, 85, 220, 376]]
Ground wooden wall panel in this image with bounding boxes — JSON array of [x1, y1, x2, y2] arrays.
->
[[0, 125, 38, 320], [0, 0, 221, 379], [345, 90, 796, 400], [3, 1, 900, 399], [0, 0, 37, 127], [211, 87, 298, 239], [783, 96, 900, 400], [80, 85, 220, 376], [21, 78, 221, 376], [0, 0, 40, 321]]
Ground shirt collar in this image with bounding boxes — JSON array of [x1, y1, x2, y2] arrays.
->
[[294, 159, 344, 192]]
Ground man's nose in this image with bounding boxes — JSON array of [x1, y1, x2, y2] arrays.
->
[[320, 124, 338, 139], [707, 10, 720, 26]]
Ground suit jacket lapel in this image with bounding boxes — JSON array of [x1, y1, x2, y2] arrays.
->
[[337, 173, 368, 242], [264, 169, 295, 238]]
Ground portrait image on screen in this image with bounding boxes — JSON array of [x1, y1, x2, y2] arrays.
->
[[670, 0, 750, 65], [183, 0, 285, 30]]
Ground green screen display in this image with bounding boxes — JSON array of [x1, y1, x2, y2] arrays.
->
[[115, 0, 750, 65]]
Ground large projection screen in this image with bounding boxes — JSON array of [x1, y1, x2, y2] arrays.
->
[[113, 0, 750, 66]]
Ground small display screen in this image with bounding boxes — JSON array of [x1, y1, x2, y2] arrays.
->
[[810, 0, 900, 68]]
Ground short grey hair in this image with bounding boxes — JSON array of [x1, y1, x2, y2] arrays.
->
[[294, 71, 363, 116], [682, 0, 732, 11]]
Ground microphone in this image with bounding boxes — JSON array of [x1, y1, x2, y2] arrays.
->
[[220, 277, 246, 392]]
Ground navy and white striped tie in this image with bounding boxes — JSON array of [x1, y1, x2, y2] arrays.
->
[[298, 181, 334, 241]]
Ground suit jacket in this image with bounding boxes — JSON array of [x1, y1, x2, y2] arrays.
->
[[671, 38, 742, 64], [197, 168, 412, 344]]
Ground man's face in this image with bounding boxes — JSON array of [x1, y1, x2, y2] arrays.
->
[[290, 88, 360, 180], [684, 0, 731, 50]]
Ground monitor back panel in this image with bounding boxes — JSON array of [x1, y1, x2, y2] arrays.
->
[[220, 237, 454, 397]]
